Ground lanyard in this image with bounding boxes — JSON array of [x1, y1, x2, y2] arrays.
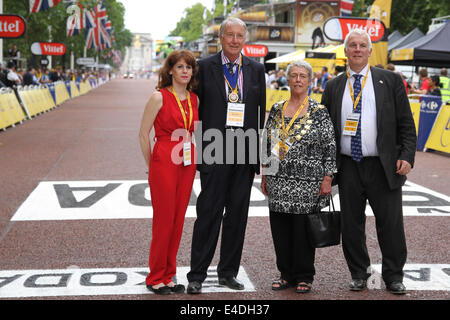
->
[[281, 95, 309, 135], [347, 65, 370, 111], [170, 86, 193, 138], [223, 55, 242, 96]]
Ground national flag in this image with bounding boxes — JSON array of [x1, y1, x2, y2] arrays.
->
[[339, 0, 354, 16], [30, 0, 62, 13], [85, 8, 99, 51]]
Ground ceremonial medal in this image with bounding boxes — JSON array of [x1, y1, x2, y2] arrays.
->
[[228, 91, 239, 103], [224, 56, 242, 103]]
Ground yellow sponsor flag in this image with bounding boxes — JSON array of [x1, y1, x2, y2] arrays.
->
[[410, 101, 421, 134], [368, 0, 392, 67], [425, 104, 450, 153]]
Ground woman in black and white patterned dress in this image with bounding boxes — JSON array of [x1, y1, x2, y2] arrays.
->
[[261, 60, 337, 293]]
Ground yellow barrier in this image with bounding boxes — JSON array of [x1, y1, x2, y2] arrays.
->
[[425, 104, 450, 153], [70, 81, 80, 98], [54, 82, 70, 105], [78, 81, 92, 95], [0, 89, 26, 129], [266, 88, 323, 111], [17, 86, 58, 118]]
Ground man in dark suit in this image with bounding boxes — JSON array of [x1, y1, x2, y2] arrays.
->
[[321, 29, 416, 295], [187, 17, 266, 294]]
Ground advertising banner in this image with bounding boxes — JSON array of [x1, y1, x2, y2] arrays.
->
[[323, 17, 387, 43], [0, 15, 26, 38], [417, 95, 442, 151], [425, 104, 450, 154], [243, 45, 268, 57], [31, 42, 66, 56], [295, 0, 340, 48]]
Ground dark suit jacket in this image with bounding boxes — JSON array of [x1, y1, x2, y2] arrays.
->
[[321, 66, 417, 190], [195, 51, 266, 174]]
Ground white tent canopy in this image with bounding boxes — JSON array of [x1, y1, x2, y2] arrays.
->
[[266, 50, 305, 64]]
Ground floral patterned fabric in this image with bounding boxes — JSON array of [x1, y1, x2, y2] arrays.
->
[[262, 98, 337, 214]]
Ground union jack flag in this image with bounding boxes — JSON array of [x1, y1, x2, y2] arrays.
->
[[85, 0, 112, 52], [339, 0, 354, 16], [30, 0, 62, 13], [85, 8, 99, 51]]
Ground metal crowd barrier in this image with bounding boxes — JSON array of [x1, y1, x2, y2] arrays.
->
[[0, 80, 94, 132]]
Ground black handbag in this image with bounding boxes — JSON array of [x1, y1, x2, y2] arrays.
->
[[306, 196, 341, 248]]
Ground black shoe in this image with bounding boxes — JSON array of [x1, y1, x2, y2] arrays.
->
[[147, 285, 172, 295], [386, 281, 406, 295], [187, 281, 202, 294], [349, 279, 367, 291], [169, 284, 185, 294], [218, 277, 245, 290]]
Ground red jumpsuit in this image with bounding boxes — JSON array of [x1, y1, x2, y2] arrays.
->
[[146, 88, 198, 286]]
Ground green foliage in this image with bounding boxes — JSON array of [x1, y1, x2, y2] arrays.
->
[[169, 3, 209, 42], [2, 0, 132, 69], [352, 0, 450, 34]]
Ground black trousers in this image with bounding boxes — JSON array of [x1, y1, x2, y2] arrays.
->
[[187, 164, 254, 283], [269, 212, 316, 284], [338, 155, 407, 284]]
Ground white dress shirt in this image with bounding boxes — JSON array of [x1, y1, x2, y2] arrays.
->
[[340, 64, 379, 157]]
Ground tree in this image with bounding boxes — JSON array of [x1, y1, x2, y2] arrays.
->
[[169, 3, 209, 42], [2, 0, 132, 69], [352, 0, 450, 34]]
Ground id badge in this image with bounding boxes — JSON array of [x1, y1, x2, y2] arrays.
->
[[343, 113, 360, 136], [271, 139, 292, 160], [183, 142, 191, 166], [226, 103, 245, 127]]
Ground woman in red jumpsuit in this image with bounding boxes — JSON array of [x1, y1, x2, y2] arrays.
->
[[139, 50, 198, 295]]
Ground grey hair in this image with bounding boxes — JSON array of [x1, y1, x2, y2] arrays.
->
[[286, 60, 313, 81], [344, 28, 372, 50], [219, 17, 247, 36]]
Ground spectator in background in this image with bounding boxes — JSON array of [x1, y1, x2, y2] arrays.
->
[[320, 67, 331, 92], [277, 69, 287, 88], [23, 67, 41, 86], [386, 64, 408, 94], [311, 71, 322, 93], [40, 69, 51, 84], [50, 67, 62, 82], [267, 70, 277, 87], [439, 68, 450, 102], [427, 75, 442, 96], [8, 45, 20, 67], [6, 61, 21, 87], [375, 64, 384, 69], [411, 68, 430, 94]]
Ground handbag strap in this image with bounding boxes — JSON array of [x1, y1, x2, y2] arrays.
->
[[315, 195, 336, 213]]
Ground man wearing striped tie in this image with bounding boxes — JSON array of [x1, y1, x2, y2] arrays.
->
[[321, 29, 416, 295]]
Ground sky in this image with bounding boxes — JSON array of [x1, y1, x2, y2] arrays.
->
[[118, 0, 215, 40]]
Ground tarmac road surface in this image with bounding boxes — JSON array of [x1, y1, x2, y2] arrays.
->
[[0, 78, 449, 304]]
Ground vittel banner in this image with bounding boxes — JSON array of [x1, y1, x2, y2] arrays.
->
[[31, 42, 66, 56], [0, 15, 26, 38], [323, 17, 387, 43]]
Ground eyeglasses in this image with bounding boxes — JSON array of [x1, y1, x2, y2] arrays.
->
[[223, 33, 245, 41], [289, 73, 309, 80]]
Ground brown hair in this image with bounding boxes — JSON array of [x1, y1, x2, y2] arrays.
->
[[157, 50, 198, 91]]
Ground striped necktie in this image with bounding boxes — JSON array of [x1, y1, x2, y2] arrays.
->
[[351, 74, 363, 162]]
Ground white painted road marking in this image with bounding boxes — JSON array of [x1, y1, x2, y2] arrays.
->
[[0, 264, 448, 298], [371, 264, 450, 291], [10, 180, 450, 221], [0, 266, 255, 298]]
